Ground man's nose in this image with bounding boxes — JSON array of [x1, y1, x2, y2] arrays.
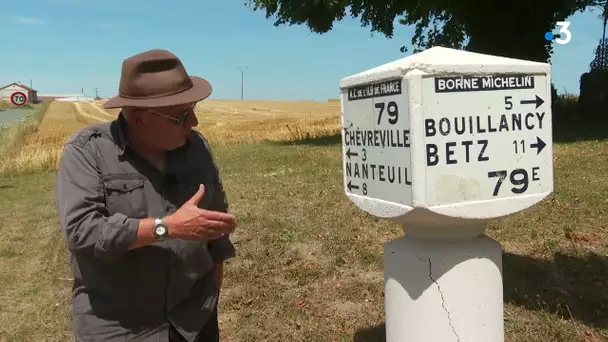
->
[[185, 110, 198, 127]]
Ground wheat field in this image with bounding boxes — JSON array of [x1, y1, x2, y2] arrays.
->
[[0, 100, 341, 174]]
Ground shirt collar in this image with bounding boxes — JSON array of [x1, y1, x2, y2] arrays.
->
[[113, 111, 129, 156]]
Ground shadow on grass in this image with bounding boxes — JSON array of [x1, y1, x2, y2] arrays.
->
[[354, 323, 385, 342], [503, 251, 608, 328], [553, 120, 608, 143], [552, 96, 608, 143], [269, 133, 342, 146], [352, 251, 608, 341]]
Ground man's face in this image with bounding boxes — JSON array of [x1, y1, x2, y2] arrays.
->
[[127, 102, 199, 151]]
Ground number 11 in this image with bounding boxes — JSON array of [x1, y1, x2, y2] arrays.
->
[[513, 140, 525, 154]]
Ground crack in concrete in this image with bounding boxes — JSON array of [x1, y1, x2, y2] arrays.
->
[[427, 257, 460, 342]]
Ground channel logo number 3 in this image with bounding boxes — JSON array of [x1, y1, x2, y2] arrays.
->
[[545, 21, 572, 45]]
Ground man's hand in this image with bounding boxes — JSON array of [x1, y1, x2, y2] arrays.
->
[[164, 185, 236, 241]]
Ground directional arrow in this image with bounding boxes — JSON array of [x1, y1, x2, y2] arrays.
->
[[530, 136, 546, 154], [345, 148, 358, 160], [347, 180, 360, 192], [520, 95, 545, 109]]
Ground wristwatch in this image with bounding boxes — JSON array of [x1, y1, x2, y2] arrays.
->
[[153, 217, 169, 241]]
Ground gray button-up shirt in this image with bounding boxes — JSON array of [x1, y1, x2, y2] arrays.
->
[[55, 113, 235, 342]]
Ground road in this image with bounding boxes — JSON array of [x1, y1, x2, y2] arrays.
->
[[0, 108, 36, 126]]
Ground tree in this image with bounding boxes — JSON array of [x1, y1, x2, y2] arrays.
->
[[246, 0, 605, 63], [578, 1, 608, 125], [589, 1, 607, 70]]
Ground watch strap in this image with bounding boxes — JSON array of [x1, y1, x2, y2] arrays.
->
[[153, 217, 168, 240]]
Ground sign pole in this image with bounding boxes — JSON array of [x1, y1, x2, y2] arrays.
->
[[339, 47, 553, 342]]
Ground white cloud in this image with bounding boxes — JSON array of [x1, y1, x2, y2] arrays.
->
[[13, 16, 45, 25]]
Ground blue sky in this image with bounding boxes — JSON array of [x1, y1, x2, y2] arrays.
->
[[0, 0, 605, 100]]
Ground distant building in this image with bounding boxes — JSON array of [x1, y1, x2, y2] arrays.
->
[[0, 83, 38, 103], [55, 95, 96, 102], [38, 93, 84, 100]]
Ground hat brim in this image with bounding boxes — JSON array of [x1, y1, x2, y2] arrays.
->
[[102, 76, 212, 109]]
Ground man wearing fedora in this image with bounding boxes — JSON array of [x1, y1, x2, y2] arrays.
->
[[56, 49, 237, 342]]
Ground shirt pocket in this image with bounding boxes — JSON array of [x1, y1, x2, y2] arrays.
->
[[102, 174, 148, 218]]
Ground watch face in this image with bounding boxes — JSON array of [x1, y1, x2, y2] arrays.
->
[[155, 226, 166, 236]]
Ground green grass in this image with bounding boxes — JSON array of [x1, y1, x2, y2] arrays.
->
[[0, 134, 606, 341]]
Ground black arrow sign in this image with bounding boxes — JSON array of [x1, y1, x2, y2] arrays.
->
[[347, 180, 359, 192], [346, 148, 358, 160], [530, 136, 546, 154], [520, 95, 545, 109]]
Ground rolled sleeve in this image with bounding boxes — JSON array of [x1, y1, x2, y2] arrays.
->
[[55, 142, 138, 264]]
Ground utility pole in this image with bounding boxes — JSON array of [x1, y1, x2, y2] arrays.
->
[[602, 1, 607, 44], [95, 88, 99, 98], [237, 66, 247, 100]]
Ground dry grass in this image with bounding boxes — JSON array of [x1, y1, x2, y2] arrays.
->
[[195, 100, 341, 144], [0, 98, 606, 341], [0, 101, 53, 173], [0, 100, 34, 110]]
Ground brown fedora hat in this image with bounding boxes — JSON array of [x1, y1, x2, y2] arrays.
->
[[103, 49, 212, 109]]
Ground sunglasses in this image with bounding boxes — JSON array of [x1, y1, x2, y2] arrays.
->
[[143, 103, 197, 124]]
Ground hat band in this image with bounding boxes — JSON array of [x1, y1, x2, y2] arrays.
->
[[118, 82, 193, 100]]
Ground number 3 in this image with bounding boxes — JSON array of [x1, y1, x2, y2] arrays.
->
[[555, 21, 572, 45]]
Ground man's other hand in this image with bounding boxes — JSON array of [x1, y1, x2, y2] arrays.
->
[[165, 185, 237, 241]]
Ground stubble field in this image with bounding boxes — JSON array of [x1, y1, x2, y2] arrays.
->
[[0, 99, 606, 341]]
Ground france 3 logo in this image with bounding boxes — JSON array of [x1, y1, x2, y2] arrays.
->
[[545, 21, 572, 45]]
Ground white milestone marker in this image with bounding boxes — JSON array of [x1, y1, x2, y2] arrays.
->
[[339, 46, 554, 342], [342, 78, 413, 206], [422, 74, 553, 214], [340, 46, 553, 222]]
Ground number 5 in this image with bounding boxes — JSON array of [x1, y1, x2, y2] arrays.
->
[[504, 96, 512, 110], [555, 21, 572, 45]]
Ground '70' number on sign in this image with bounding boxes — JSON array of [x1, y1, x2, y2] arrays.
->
[[488, 167, 540, 196], [375, 101, 399, 125]]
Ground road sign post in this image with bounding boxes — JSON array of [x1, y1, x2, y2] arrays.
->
[[340, 46, 553, 342], [10, 91, 27, 107]]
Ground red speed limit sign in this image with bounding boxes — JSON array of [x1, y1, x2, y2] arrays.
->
[[10, 91, 27, 106]]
